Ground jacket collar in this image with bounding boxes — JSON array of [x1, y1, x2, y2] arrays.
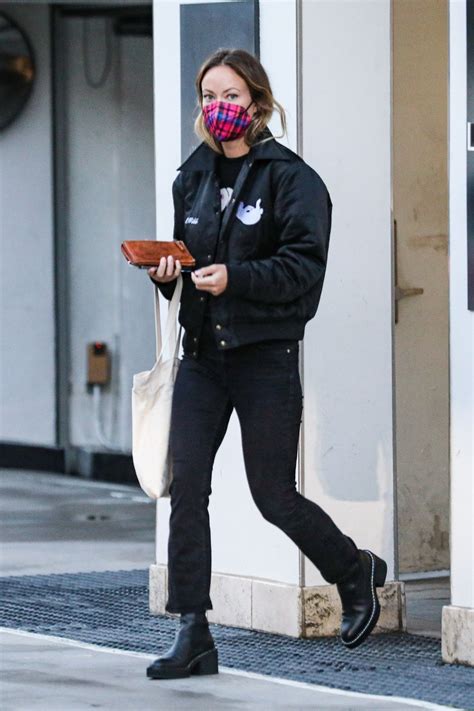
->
[[176, 126, 291, 172]]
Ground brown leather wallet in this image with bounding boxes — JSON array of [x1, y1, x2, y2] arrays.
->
[[121, 240, 196, 270]]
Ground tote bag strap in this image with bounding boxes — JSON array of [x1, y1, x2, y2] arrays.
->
[[153, 274, 183, 362]]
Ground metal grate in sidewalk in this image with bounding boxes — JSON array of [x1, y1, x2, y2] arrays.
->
[[0, 569, 472, 710]]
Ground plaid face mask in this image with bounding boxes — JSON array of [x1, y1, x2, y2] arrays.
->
[[202, 99, 254, 142]]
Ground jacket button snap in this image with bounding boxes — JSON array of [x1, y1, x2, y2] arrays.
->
[[219, 340, 226, 347], [193, 337, 198, 343], [207, 254, 212, 260], [215, 324, 222, 330], [192, 351, 197, 356], [200, 296, 205, 302]]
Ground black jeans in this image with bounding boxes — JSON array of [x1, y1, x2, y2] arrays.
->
[[166, 322, 359, 614]]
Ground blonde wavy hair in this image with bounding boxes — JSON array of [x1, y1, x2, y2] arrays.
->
[[193, 48, 287, 154]]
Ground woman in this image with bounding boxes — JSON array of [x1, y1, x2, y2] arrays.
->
[[146, 48, 387, 680]]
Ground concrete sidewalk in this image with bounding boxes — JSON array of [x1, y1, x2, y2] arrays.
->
[[0, 469, 449, 637], [0, 469, 458, 710], [1, 629, 450, 711], [0, 469, 156, 577]]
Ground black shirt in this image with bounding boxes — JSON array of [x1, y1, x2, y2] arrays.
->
[[201, 152, 248, 338], [217, 152, 247, 198]]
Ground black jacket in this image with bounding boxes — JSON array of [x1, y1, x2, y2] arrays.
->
[[150, 126, 333, 357]]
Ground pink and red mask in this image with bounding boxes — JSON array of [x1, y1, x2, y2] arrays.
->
[[202, 99, 254, 142]]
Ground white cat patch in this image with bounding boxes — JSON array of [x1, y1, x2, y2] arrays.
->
[[236, 198, 263, 225], [220, 187, 233, 211]]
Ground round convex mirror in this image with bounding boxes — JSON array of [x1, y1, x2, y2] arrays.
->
[[0, 12, 35, 132]]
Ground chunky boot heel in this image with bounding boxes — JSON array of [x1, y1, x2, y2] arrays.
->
[[146, 612, 218, 680], [373, 553, 387, 587], [191, 647, 218, 675]]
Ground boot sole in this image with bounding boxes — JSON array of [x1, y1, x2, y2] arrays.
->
[[341, 550, 387, 650], [147, 647, 218, 680]]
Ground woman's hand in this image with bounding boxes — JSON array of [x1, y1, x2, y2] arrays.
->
[[191, 264, 228, 296], [148, 256, 181, 283]]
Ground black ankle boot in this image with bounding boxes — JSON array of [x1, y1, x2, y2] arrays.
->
[[336, 546, 387, 650], [146, 612, 218, 679]]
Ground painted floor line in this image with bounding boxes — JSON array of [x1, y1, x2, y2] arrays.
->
[[0, 627, 453, 711], [222, 666, 455, 710]]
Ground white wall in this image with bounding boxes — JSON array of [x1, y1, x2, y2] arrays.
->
[[448, 0, 474, 609], [153, 0, 301, 585], [300, 0, 395, 585], [0, 5, 56, 444], [64, 17, 156, 451], [0, 5, 157, 455]]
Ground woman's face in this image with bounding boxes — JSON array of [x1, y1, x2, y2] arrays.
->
[[201, 65, 257, 118]]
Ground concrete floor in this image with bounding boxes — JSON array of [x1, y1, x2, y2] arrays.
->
[[0, 469, 156, 576], [0, 469, 452, 710], [0, 469, 450, 638], [404, 577, 450, 640], [1, 631, 450, 711]]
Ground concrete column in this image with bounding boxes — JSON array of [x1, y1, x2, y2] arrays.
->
[[150, 0, 404, 637], [297, 0, 404, 636]]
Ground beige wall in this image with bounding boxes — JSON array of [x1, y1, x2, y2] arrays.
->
[[392, 0, 450, 573]]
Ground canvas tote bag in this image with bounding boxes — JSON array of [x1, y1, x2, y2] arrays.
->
[[131, 274, 183, 499]]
